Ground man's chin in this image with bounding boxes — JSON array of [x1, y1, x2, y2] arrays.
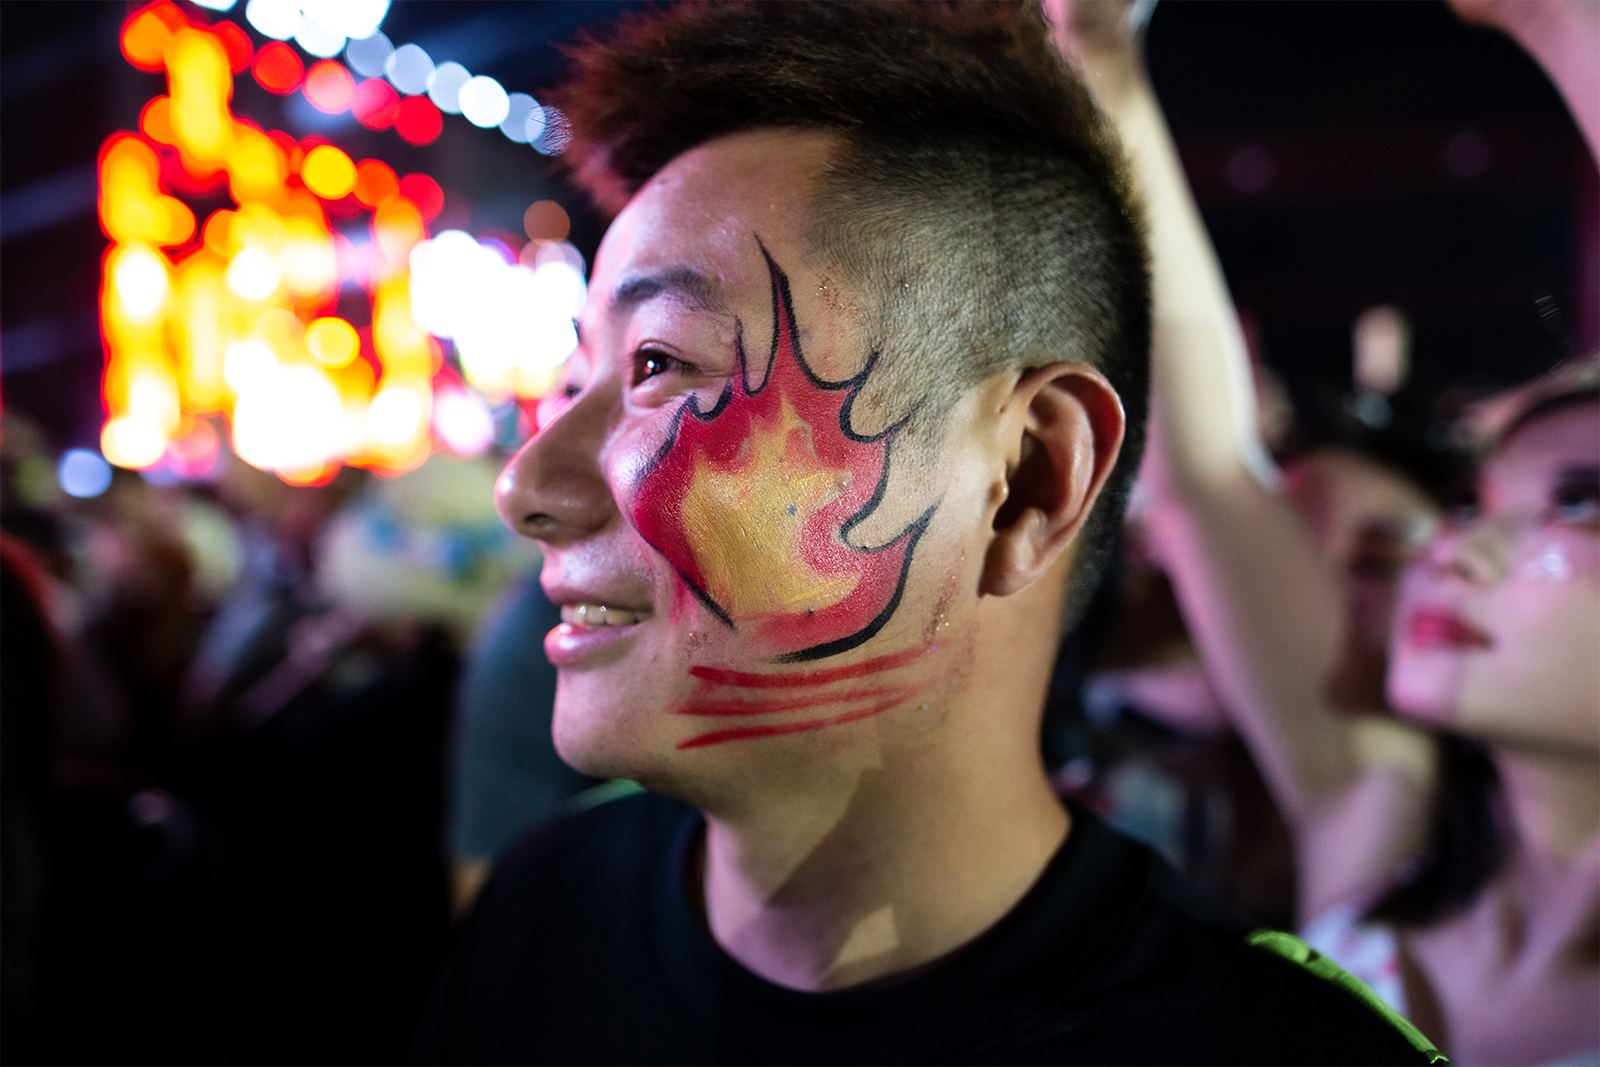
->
[[551, 701, 673, 783]]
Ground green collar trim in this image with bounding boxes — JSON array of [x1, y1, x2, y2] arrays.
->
[[1247, 929, 1448, 1065]]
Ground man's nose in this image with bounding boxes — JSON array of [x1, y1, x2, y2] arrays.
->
[[495, 381, 619, 547]]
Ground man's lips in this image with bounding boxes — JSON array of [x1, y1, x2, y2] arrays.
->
[[1406, 608, 1492, 651], [542, 584, 654, 667]]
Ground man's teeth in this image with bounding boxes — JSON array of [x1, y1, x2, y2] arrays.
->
[[561, 604, 649, 627]]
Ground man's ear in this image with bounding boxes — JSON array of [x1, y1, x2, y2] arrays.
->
[[980, 362, 1125, 597]]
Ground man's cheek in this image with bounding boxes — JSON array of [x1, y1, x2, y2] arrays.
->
[[629, 247, 935, 664]]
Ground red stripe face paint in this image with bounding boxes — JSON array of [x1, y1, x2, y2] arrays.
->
[[630, 244, 935, 664], [672, 642, 936, 748]]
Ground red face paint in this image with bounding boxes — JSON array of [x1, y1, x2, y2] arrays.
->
[[632, 245, 935, 662], [673, 641, 934, 748]]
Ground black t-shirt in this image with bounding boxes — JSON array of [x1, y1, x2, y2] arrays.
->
[[415, 791, 1441, 1065]]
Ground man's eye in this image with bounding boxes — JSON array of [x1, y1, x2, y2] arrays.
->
[[634, 349, 687, 385]]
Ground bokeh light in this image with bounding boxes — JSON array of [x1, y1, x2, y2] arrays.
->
[[353, 158, 399, 206], [397, 173, 443, 220], [523, 200, 570, 243], [226, 247, 281, 299], [294, 15, 346, 59], [409, 230, 583, 402], [345, 31, 393, 77], [501, 93, 541, 144], [301, 144, 357, 199], [301, 0, 391, 40], [304, 60, 356, 113], [394, 95, 442, 145], [432, 386, 495, 457], [244, 0, 300, 41], [307, 317, 360, 366], [458, 76, 509, 129], [353, 77, 400, 129], [97, 1, 578, 486], [384, 42, 433, 95], [252, 40, 304, 93], [58, 449, 115, 498], [426, 61, 470, 114]]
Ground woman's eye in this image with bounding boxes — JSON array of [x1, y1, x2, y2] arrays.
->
[[633, 349, 687, 385], [1552, 482, 1600, 523]]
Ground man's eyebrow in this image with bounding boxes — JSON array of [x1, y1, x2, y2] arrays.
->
[[610, 267, 724, 314]]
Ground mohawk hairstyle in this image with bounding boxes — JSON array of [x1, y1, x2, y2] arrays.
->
[[553, 0, 1150, 631]]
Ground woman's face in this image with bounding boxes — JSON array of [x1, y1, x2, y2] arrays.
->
[[1387, 399, 1600, 755]]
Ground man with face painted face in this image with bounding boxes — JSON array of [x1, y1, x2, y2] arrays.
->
[[414, 4, 1439, 1063]]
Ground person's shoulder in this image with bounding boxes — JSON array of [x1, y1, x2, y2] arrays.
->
[[1072, 823, 1444, 1065]]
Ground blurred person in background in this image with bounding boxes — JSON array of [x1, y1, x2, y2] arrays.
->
[[416, 4, 1437, 1064], [178, 451, 535, 1063], [1054, 0, 1599, 1061], [447, 573, 596, 916]]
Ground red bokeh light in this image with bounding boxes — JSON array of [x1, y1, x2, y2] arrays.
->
[[352, 78, 401, 130], [394, 95, 443, 146], [303, 60, 356, 114], [398, 173, 444, 221], [252, 41, 304, 94], [211, 21, 253, 73]]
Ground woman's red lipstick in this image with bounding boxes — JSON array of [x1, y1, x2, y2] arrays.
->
[[1406, 608, 1492, 651]]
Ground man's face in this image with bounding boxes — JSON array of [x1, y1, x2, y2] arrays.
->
[[496, 130, 996, 791]]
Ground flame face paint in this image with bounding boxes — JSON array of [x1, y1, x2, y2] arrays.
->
[[632, 245, 935, 662]]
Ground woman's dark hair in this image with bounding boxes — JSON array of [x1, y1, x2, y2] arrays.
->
[[1366, 733, 1507, 926]]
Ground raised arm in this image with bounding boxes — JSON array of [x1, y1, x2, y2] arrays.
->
[[1046, 1, 1438, 920]]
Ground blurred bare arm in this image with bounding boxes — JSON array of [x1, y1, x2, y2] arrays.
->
[[1450, 0, 1600, 161], [1047, 1, 1438, 919]]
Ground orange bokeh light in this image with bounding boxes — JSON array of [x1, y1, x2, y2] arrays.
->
[[353, 159, 399, 207]]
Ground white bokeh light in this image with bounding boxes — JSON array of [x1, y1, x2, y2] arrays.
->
[[244, 0, 301, 41], [226, 249, 282, 300], [233, 364, 348, 473], [427, 62, 471, 114], [385, 43, 434, 95], [458, 76, 510, 129], [223, 338, 277, 394], [345, 32, 393, 77], [294, 15, 346, 58], [115, 247, 170, 321], [409, 232, 584, 401], [368, 386, 425, 445], [501, 93, 539, 143], [300, 0, 391, 40], [433, 387, 495, 456]]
